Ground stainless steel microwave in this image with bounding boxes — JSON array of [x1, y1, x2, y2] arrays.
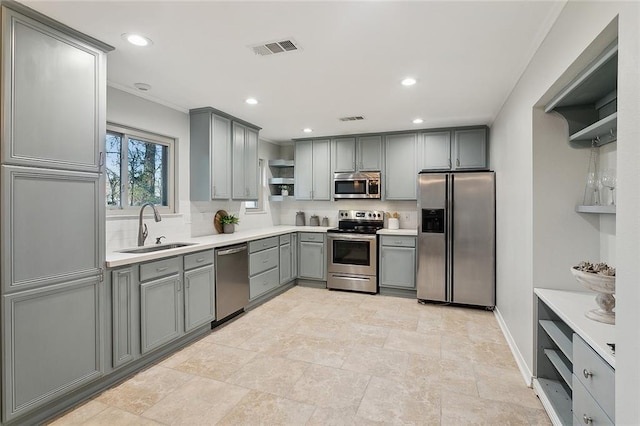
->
[[333, 172, 381, 199]]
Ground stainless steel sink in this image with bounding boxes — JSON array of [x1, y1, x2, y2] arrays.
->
[[118, 243, 196, 254]]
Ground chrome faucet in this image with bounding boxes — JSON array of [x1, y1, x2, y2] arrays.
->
[[138, 203, 162, 246]]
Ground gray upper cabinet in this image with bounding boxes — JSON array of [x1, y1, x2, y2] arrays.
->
[[453, 128, 488, 170], [332, 136, 382, 173], [384, 133, 418, 200], [294, 139, 330, 201], [232, 122, 259, 200], [1, 7, 108, 172], [419, 131, 451, 170], [190, 108, 260, 201], [2, 277, 103, 422], [358, 135, 383, 171], [332, 137, 357, 172], [189, 112, 232, 200]]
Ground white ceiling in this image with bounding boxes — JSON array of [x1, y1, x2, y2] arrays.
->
[[26, 1, 565, 143]]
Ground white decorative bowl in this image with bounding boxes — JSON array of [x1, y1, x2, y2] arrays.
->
[[571, 267, 615, 324]]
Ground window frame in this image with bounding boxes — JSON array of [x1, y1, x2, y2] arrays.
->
[[106, 122, 177, 215]]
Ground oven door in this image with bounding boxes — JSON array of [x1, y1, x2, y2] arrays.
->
[[327, 233, 377, 276]]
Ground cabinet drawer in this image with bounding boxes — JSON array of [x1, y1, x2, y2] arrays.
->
[[249, 236, 279, 253], [184, 249, 215, 270], [279, 234, 291, 245], [299, 232, 324, 243], [249, 247, 279, 276], [573, 334, 614, 420], [573, 375, 613, 426], [249, 267, 279, 300], [140, 257, 181, 282], [381, 236, 416, 248]]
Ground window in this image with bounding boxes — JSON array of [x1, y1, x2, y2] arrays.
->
[[106, 123, 176, 214], [245, 159, 265, 212]]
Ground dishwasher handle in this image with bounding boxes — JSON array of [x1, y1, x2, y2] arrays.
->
[[217, 245, 247, 256]]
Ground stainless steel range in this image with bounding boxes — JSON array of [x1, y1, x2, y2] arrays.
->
[[326, 210, 384, 294]]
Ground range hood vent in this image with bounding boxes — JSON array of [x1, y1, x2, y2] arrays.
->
[[250, 38, 300, 56], [339, 116, 365, 122]]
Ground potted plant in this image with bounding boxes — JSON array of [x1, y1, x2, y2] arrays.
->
[[219, 214, 239, 234], [280, 185, 289, 197]]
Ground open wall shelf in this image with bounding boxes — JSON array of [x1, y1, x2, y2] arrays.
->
[[545, 41, 618, 148]]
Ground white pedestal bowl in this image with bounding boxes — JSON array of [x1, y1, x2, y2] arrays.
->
[[571, 267, 615, 324]]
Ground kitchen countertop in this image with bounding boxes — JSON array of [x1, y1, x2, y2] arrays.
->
[[377, 228, 418, 236], [106, 225, 331, 268]]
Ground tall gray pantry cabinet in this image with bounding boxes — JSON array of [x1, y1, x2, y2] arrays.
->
[[0, 3, 112, 423]]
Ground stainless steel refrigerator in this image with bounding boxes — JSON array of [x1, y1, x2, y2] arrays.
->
[[417, 171, 495, 307]]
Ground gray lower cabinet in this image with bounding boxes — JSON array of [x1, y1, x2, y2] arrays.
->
[[379, 236, 416, 289], [184, 265, 215, 332], [384, 133, 418, 200], [140, 274, 182, 354], [453, 128, 487, 170], [298, 233, 326, 280], [111, 268, 136, 369], [291, 233, 298, 279], [279, 235, 292, 284], [2, 277, 103, 423], [249, 237, 280, 300]]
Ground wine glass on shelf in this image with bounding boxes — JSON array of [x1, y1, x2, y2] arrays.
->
[[600, 168, 616, 205], [585, 172, 600, 205]]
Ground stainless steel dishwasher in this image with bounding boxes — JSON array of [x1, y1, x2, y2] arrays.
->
[[215, 243, 249, 322]]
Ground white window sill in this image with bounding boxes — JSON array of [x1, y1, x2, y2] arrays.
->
[[244, 210, 267, 216]]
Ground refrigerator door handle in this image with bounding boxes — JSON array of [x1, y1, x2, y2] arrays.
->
[[447, 173, 454, 302]]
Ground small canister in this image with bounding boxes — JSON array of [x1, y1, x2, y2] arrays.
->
[[296, 211, 305, 226], [321, 217, 329, 227], [309, 215, 319, 226]]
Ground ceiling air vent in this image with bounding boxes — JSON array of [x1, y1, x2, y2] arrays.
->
[[250, 39, 300, 56], [339, 116, 365, 122]]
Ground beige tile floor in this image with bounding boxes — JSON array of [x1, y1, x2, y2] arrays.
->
[[49, 286, 550, 425]]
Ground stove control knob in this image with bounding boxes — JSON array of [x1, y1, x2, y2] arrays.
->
[[367, 213, 372, 217]]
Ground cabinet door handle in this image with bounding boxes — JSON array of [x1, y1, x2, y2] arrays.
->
[[582, 414, 593, 424], [456, 158, 460, 167], [448, 158, 452, 169], [583, 369, 593, 379], [196, 258, 205, 263], [176, 281, 182, 292], [263, 259, 269, 263], [156, 266, 168, 272]]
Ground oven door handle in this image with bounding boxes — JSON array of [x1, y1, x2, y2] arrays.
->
[[330, 274, 372, 282], [328, 234, 377, 241]]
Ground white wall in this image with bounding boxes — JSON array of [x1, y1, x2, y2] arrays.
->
[[105, 87, 192, 248], [491, 2, 639, 422]]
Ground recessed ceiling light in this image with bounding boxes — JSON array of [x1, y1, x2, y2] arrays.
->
[[303, 128, 313, 133], [401, 77, 416, 86], [412, 118, 424, 124], [122, 33, 152, 47], [134, 83, 151, 92], [245, 98, 258, 105]]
